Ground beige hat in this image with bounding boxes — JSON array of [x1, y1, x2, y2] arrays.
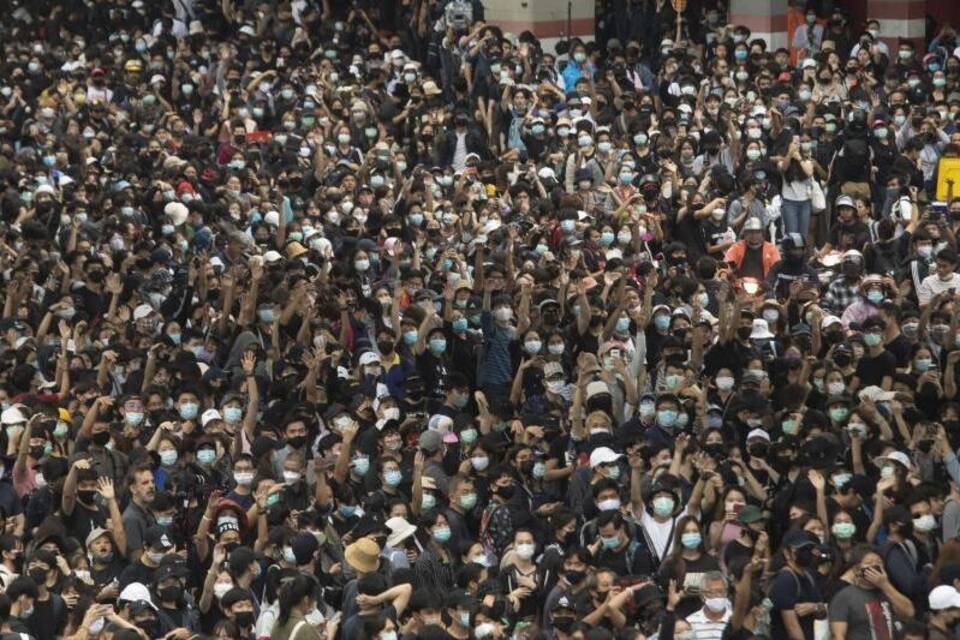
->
[[385, 517, 417, 548], [344, 539, 381, 573], [164, 202, 189, 226], [286, 242, 308, 259]]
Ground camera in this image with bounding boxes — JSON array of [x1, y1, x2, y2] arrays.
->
[[444, 0, 473, 32]]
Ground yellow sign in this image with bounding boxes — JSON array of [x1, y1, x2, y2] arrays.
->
[[936, 157, 960, 202]]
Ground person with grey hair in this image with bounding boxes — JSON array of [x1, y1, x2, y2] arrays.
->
[[684, 571, 730, 640]]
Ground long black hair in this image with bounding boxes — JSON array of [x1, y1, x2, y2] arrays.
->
[[276, 573, 315, 628]]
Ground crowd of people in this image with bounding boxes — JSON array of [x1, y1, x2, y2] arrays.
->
[[6, 0, 960, 639]]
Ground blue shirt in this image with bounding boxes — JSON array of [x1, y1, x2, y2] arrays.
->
[[561, 61, 594, 93]]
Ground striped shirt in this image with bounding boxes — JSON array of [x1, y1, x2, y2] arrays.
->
[[478, 311, 515, 387], [685, 607, 731, 640]]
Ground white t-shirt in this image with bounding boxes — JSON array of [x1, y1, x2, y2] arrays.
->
[[640, 510, 676, 561], [452, 131, 468, 172]]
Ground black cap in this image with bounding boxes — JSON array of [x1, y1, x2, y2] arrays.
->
[[782, 530, 818, 549], [290, 532, 320, 566], [143, 526, 174, 551], [220, 586, 254, 610], [153, 560, 188, 584]]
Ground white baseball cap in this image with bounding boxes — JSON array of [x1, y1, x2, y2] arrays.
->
[[930, 585, 960, 610], [359, 352, 380, 366], [877, 451, 912, 470], [133, 304, 154, 320], [589, 447, 623, 468], [118, 582, 157, 610], [201, 409, 223, 428]]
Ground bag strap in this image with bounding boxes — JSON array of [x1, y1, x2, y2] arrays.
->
[[291, 620, 309, 640]]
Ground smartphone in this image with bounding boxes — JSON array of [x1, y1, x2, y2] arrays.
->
[[733, 502, 745, 515]]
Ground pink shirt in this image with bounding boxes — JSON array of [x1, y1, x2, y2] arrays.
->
[[12, 459, 36, 498]]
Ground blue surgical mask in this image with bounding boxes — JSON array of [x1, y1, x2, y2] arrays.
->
[[223, 407, 243, 423], [352, 457, 370, 475], [179, 403, 198, 420], [197, 449, 216, 465], [601, 535, 620, 549], [658, 409, 678, 427]]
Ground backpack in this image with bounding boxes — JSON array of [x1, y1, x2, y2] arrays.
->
[[837, 137, 870, 183]]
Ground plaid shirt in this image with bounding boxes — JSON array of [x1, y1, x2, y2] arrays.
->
[[823, 277, 860, 314]]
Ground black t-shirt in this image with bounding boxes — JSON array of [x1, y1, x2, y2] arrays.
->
[[0, 481, 22, 518], [884, 334, 913, 369], [62, 501, 107, 546], [416, 351, 449, 408], [26, 593, 67, 640], [769, 568, 822, 640], [91, 557, 125, 588], [829, 221, 871, 251], [854, 349, 897, 388], [701, 219, 732, 253], [722, 538, 753, 569], [672, 209, 707, 259], [657, 553, 721, 618], [118, 560, 158, 590], [739, 245, 765, 280], [595, 540, 655, 578]]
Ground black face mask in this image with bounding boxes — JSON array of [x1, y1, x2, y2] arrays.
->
[[286, 435, 306, 450], [748, 443, 769, 458], [794, 546, 815, 567], [833, 354, 851, 367], [28, 568, 46, 584], [158, 585, 183, 602], [703, 443, 725, 458], [825, 330, 844, 343], [377, 339, 394, 353], [29, 446, 45, 459], [234, 611, 255, 628], [737, 326, 753, 341], [495, 484, 516, 500], [77, 489, 97, 504], [553, 617, 576, 632], [773, 453, 795, 473], [564, 570, 586, 584], [91, 430, 111, 446]]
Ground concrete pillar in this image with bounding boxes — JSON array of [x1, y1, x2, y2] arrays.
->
[[484, 0, 594, 53], [865, 0, 925, 53], [729, 0, 788, 51]]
